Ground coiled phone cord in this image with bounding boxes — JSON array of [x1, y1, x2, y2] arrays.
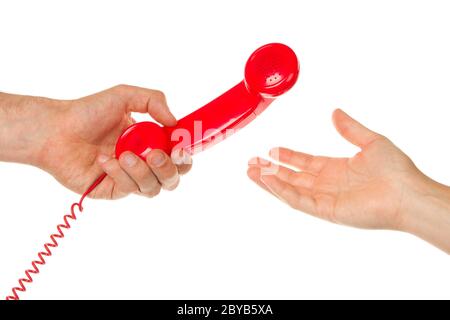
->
[[5, 173, 107, 300]]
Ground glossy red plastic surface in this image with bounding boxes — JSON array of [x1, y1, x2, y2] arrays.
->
[[115, 43, 300, 159], [116, 122, 171, 156]]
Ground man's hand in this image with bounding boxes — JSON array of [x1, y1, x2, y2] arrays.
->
[[247, 109, 450, 252], [0, 85, 192, 199]]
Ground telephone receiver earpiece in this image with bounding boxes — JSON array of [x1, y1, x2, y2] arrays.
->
[[115, 43, 300, 159]]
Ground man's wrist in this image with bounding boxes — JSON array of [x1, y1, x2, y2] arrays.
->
[[0, 92, 64, 167]]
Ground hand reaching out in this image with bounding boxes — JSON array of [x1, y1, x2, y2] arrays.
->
[[248, 109, 450, 252], [248, 109, 417, 229]]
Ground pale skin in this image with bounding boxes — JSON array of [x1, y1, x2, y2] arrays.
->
[[248, 109, 450, 254], [0, 85, 192, 199]]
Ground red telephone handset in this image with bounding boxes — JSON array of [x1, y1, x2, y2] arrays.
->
[[6, 43, 299, 300], [115, 43, 299, 158]]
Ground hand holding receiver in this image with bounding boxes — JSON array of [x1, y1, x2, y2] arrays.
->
[[6, 43, 300, 300]]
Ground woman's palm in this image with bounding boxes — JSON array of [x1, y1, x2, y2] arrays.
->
[[309, 139, 414, 229], [249, 109, 420, 230]]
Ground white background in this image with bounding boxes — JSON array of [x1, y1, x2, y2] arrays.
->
[[0, 0, 449, 300]]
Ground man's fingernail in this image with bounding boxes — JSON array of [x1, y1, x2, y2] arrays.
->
[[171, 149, 192, 165], [151, 152, 166, 167], [98, 154, 110, 164], [164, 174, 180, 188], [123, 153, 137, 167]]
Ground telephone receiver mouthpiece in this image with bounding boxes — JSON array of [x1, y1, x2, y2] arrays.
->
[[115, 43, 300, 158]]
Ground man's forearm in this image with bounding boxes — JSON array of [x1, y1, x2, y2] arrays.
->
[[402, 176, 450, 253], [0, 92, 59, 166]]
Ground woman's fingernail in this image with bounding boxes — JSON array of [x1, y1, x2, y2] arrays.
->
[[123, 153, 137, 167], [248, 157, 259, 166], [269, 148, 279, 156], [151, 152, 166, 167], [98, 154, 110, 164], [257, 157, 271, 166]]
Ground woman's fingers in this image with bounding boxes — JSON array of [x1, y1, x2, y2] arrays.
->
[[260, 174, 317, 214], [247, 161, 317, 214], [247, 166, 273, 194], [269, 147, 329, 175], [146, 149, 180, 191], [273, 165, 316, 189], [247, 156, 319, 215], [118, 152, 161, 197], [249, 157, 316, 189]]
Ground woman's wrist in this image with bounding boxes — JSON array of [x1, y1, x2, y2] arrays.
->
[[400, 174, 450, 253], [0, 92, 66, 168]]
